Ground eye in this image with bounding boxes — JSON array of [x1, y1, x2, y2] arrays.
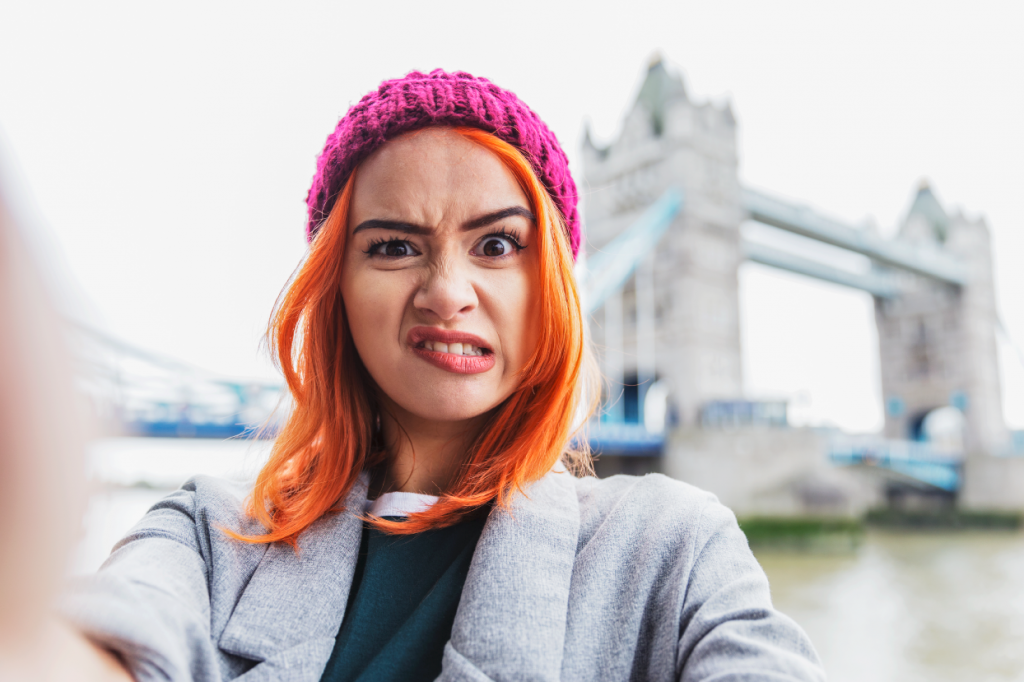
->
[[365, 239, 418, 259], [472, 232, 524, 259], [482, 237, 510, 257]]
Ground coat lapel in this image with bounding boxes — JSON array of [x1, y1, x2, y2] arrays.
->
[[219, 473, 369, 680], [442, 466, 581, 681]]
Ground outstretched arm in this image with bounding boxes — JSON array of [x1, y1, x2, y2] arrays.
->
[[60, 485, 227, 682], [0, 179, 133, 681]]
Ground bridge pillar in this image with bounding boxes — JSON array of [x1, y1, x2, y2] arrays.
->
[[874, 184, 1019, 508], [582, 59, 744, 427]]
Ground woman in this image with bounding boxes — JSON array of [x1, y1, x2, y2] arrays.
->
[[63, 70, 825, 681]]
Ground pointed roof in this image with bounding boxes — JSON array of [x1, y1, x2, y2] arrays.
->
[[635, 57, 687, 135], [905, 180, 950, 242]]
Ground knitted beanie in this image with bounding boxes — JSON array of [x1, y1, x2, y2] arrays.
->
[[306, 70, 581, 260]]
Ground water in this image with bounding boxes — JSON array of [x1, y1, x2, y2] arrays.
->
[[74, 437, 271, 574], [79, 438, 1024, 681], [757, 531, 1024, 682]]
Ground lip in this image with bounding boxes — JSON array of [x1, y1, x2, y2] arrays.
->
[[407, 326, 496, 375]]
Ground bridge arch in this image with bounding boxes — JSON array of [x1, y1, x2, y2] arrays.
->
[[913, 406, 967, 453]]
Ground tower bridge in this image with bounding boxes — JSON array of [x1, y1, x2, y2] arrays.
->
[[581, 58, 1024, 514]]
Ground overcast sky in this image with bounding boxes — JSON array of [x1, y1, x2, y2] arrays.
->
[[1, 0, 1021, 433]]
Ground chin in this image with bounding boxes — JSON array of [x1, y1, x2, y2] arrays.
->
[[392, 382, 509, 424], [415, 404, 495, 423]]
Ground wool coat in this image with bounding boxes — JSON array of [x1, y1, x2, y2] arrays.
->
[[61, 469, 826, 682]]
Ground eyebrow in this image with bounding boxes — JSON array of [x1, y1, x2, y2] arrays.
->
[[352, 206, 535, 236], [464, 206, 535, 230]]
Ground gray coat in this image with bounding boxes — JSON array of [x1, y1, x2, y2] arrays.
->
[[62, 469, 826, 682]]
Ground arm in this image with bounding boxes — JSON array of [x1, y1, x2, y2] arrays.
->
[[60, 484, 224, 682], [0, 188, 133, 682], [676, 502, 826, 682]]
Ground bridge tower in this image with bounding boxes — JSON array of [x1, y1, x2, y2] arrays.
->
[[581, 59, 744, 427], [875, 185, 1018, 507]]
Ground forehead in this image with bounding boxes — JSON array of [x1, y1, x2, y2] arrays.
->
[[349, 129, 529, 225]]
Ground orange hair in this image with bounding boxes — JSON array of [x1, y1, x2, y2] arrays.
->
[[233, 127, 593, 545]]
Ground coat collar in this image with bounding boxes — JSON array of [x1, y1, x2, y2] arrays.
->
[[442, 464, 581, 681], [219, 473, 370, 674], [220, 466, 581, 682]]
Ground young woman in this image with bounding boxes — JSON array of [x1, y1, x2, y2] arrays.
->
[[63, 70, 825, 681]]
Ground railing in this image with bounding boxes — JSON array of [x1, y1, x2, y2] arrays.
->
[[828, 435, 963, 491]]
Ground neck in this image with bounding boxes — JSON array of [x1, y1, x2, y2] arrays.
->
[[374, 397, 490, 496]]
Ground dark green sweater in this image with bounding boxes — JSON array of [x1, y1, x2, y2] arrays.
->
[[319, 514, 488, 682]]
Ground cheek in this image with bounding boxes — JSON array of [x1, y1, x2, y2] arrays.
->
[[493, 270, 541, 373], [341, 266, 410, 366]]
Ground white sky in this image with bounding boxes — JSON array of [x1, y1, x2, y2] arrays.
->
[[1, 0, 1022, 433]]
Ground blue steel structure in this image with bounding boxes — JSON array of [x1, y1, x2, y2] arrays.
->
[[827, 437, 962, 492], [576, 188, 684, 315], [585, 423, 664, 457]]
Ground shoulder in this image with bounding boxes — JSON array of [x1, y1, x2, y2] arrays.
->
[[179, 474, 253, 521], [571, 473, 745, 560], [135, 475, 252, 527], [573, 472, 729, 526], [115, 475, 264, 560]]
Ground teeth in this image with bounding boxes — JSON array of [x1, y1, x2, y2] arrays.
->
[[421, 341, 486, 356]]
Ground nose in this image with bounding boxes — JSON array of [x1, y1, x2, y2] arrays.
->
[[413, 257, 478, 321]]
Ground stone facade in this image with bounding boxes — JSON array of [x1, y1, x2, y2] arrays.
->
[[582, 60, 744, 426], [875, 185, 1006, 454], [663, 427, 883, 518], [874, 186, 1022, 509]]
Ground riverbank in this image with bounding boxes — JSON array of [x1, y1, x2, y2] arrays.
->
[[739, 507, 1023, 551]]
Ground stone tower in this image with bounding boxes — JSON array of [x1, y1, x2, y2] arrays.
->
[[875, 183, 1006, 455], [581, 59, 744, 426], [875, 184, 1021, 508]]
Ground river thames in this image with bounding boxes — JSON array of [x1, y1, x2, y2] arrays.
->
[[78, 438, 1024, 681]]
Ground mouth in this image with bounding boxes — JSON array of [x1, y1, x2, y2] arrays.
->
[[407, 327, 496, 375]]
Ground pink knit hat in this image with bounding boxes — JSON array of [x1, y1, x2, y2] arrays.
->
[[306, 70, 581, 260]]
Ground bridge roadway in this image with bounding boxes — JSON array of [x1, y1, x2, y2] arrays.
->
[[588, 420, 964, 493]]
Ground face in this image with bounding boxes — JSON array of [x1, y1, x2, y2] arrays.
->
[[341, 129, 540, 425]]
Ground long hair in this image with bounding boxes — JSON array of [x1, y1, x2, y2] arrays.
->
[[233, 127, 594, 546]]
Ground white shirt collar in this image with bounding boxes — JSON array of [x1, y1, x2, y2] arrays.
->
[[363, 490, 439, 518]]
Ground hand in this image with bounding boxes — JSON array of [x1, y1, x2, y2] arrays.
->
[[0, 619, 133, 682]]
